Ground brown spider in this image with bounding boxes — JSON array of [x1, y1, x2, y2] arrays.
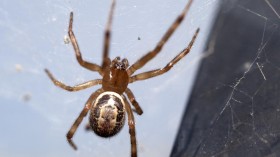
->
[[45, 0, 199, 156]]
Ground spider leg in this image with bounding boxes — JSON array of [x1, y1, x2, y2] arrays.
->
[[45, 69, 102, 91], [101, 0, 116, 69], [125, 88, 143, 115], [129, 28, 199, 83], [68, 12, 103, 75], [123, 95, 137, 157], [127, 0, 194, 76], [66, 89, 103, 150]]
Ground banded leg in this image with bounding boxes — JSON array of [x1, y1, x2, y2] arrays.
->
[[123, 96, 137, 157], [129, 28, 199, 83], [45, 69, 102, 92], [125, 88, 143, 115], [127, 0, 194, 76], [68, 12, 103, 75], [67, 89, 103, 150], [102, 0, 116, 68]]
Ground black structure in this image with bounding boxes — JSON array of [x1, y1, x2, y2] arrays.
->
[[171, 0, 280, 157]]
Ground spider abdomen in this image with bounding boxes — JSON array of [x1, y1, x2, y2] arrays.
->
[[89, 91, 125, 137]]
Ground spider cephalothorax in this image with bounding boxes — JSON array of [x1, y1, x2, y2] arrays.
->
[[102, 57, 130, 94], [45, 0, 199, 156]]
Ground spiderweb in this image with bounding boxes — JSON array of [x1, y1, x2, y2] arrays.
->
[[172, 0, 280, 156]]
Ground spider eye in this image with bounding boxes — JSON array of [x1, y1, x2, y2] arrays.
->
[[122, 59, 129, 68], [114, 62, 120, 68], [114, 62, 126, 70]]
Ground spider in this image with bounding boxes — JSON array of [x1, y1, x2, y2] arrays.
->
[[45, 0, 199, 156]]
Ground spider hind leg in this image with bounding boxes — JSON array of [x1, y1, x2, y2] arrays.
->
[[66, 89, 103, 150]]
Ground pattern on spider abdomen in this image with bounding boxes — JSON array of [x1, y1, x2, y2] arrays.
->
[[89, 91, 125, 137]]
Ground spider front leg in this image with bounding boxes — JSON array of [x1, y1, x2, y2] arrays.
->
[[125, 88, 143, 115], [127, 0, 194, 76], [67, 89, 103, 150], [101, 0, 116, 68], [68, 12, 103, 75], [129, 28, 199, 83], [45, 69, 102, 91], [123, 96, 137, 157]]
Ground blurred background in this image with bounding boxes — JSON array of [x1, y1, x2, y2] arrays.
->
[[5, 0, 280, 157]]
